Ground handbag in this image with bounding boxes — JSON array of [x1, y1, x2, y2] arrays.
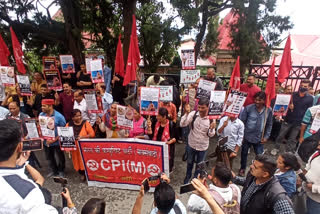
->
[[291, 190, 307, 214]]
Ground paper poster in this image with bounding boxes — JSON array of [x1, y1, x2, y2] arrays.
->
[[84, 89, 103, 114], [90, 59, 104, 83], [22, 139, 43, 151], [181, 49, 196, 70], [0, 80, 5, 101], [151, 85, 173, 102], [0, 66, 15, 86], [140, 87, 160, 116], [42, 57, 57, 70], [38, 116, 55, 140], [117, 105, 134, 129], [44, 70, 62, 90], [310, 109, 320, 134], [16, 75, 32, 96], [196, 79, 216, 99], [180, 70, 200, 84], [25, 118, 40, 139], [60, 55, 75, 73], [85, 58, 92, 73], [208, 91, 226, 119], [273, 94, 291, 116], [188, 88, 197, 111], [223, 90, 247, 117], [57, 127, 76, 151]]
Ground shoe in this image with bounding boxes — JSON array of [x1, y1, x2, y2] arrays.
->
[[47, 171, 58, 178], [58, 172, 65, 178], [238, 169, 245, 177]]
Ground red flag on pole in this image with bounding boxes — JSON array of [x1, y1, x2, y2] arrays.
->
[[115, 34, 125, 78], [123, 36, 137, 86], [265, 57, 276, 108], [10, 27, 26, 74], [277, 35, 292, 83], [0, 34, 10, 66], [229, 56, 241, 90], [131, 15, 140, 64]]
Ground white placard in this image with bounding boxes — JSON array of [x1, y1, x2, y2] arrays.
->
[[0, 66, 15, 86], [310, 109, 320, 134], [196, 79, 216, 99], [151, 85, 173, 102], [60, 55, 75, 73], [85, 58, 92, 73], [16, 75, 32, 96], [25, 119, 40, 139], [223, 90, 248, 117], [180, 70, 200, 84], [117, 105, 134, 129], [57, 126, 76, 151], [273, 94, 292, 116], [38, 116, 55, 140], [181, 49, 196, 70], [90, 59, 104, 83], [208, 91, 226, 119], [84, 90, 102, 114], [140, 87, 160, 116]]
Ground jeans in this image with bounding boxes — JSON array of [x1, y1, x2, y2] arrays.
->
[[307, 196, 320, 214], [240, 139, 264, 170], [184, 146, 206, 184], [44, 145, 66, 174], [275, 122, 300, 152]]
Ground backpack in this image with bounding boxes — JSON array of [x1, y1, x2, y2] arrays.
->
[[208, 185, 240, 214], [297, 128, 320, 163]]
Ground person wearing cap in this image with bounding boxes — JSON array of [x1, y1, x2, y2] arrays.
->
[[98, 55, 112, 93], [40, 99, 66, 178]]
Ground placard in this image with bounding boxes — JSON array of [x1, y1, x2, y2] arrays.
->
[[85, 58, 92, 73], [208, 91, 226, 119], [42, 57, 57, 70], [0, 80, 5, 101], [78, 138, 169, 191], [310, 109, 320, 134], [140, 87, 160, 116], [151, 85, 173, 102], [44, 70, 62, 90], [38, 116, 55, 140], [223, 90, 247, 117], [16, 75, 32, 96], [273, 94, 291, 116], [196, 79, 216, 99], [22, 139, 43, 152], [84, 89, 103, 114], [180, 70, 201, 84], [57, 127, 76, 151], [90, 59, 104, 83], [0, 66, 15, 86], [117, 105, 134, 129], [181, 49, 196, 70], [25, 118, 41, 139], [60, 55, 75, 73]]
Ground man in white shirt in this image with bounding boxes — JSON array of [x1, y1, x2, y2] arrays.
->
[[0, 106, 9, 120], [188, 162, 241, 214], [73, 90, 96, 126]]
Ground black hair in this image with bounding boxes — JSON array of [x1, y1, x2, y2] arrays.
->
[[198, 97, 209, 107], [154, 74, 160, 83], [81, 198, 106, 214], [75, 90, 84, 96], [159, 80, 170, 86], [280, 152, 301, 171], [40, 84, 48, 88], [301, 79, 311, 85], [0, 119, 22, 162], [158, 107, 168, 118], [154, 182, 176, 214], [255, 154, 277, 177], [247, 74, 256, 78], [63, 81, 71, 87], [214, 162, 232, 186], [254, 91, 266, 101], [10, 98, 20, 108], [133, 105, 140, 114], [71, 109, 82, 118]]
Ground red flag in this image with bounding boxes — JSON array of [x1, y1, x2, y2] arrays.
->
[[278, 35, 292, 83], [10, 27, 26, 74], [115, 34, 125, 78], [0, 34, 10, 66], [131, 15, 140, 64], [123, 36, 137, 86], [265, 57, 276, 108], [229, 56, 241, 90]]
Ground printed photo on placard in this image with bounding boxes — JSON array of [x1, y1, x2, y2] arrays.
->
[[196, 79, 216, 99], [85, 58, 92, 73], [16, 75, 32, 96], [58, 127, 76, 151], [60, 55, 75, 73], [42, 57, 57, 70], [117, 105, 134, 129], [140, 87, 160, 116], [44, 70, 62, 90], [90, 59, 104, 83], [223, 90, 247, 117], [273, 94, 291, 116], [0, 66, 15, 86], [38, 115, 55, 140], [25, 118, 41, 139], [84, 89, 103, 114], [181, 49, 196, 70], [180, 70, 201, 84], [151, 85, 173, 102], [208, 91, 226, 119], [22, 139, 43, 152]]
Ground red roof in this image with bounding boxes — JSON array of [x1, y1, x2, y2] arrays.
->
[[217, 11, 238, 50]]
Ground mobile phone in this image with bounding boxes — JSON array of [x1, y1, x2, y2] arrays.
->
[[142, 178, 150, 193], [22, 139, 43, 151], [53, 177, 68, 186], [180, 183, 195, 194]]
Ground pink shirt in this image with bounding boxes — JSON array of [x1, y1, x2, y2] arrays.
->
[[240, 84, 261, 107], [129, 116, 147, 138]]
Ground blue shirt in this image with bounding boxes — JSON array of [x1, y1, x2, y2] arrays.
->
[[276, 170, 297, 198], [40, 110, 66, 147], [240, 104, 273, 143], [103, 65, 112, 93]]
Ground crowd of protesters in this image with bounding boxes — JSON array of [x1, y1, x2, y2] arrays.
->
[[0, 57, 320, 214]]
